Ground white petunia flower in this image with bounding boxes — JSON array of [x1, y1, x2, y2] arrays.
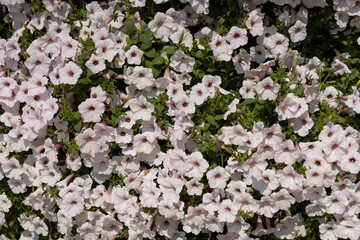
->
[[128, 95, 154, 121], [59, 61, 82, 85], [245, 8, 265, 37], [226, 26, 248, 49], [206, 166, 230, 189], [255, 77, 280, 101], [85, 54, 106, 74], [232, 49, 251, 74], [170, 50, 195, 73], [288, 20, 307, 42], [78, 98, 105, 123], [148, 12, 175, 42], [125, 45, 144, 65]]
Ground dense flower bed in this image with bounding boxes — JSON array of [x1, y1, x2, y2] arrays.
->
[[1, 0, 360, 239]]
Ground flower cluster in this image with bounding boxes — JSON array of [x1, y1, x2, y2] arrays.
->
[[0, 0, 360, 239]]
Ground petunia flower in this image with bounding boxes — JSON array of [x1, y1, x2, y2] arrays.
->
[[134, 132, 158, 154], [226, 26, 248, 49], [159, 177, 183, 203], [290, 112, 314, 137], [90, 85, 107, 102], [0, 77, 17, 98], [66, 152, 82, 171], [170, 27, 193, 50], [189, 0, 209, 14], [95, 39, 117, 62], [148, 12, 175, 42], [206, 166, 230, 189], [288, 20, 307, 42], [185, 179, 204, 195], [324, 191, 349, 214], [78, 98, 105, 123], [0, 193, 11, 212], [232, 49, 251, 74], [125, 45, 144, 65], [24, 53, 51, 76], [331, 59, 351, 75], [124, 66, 155, 90], [128, 95, 154, 121], [209, 34, 233, 61], [75, 128, 102, 156], [251, 45, 267, 64], [245, 8, 265, 36], [339, 151, 360, 174], [267, 33, 289, 57], [255, 77, 280, 101], [170, 50, 195, 73], [251, 169, 279, 195], [59, 193, 85, 218], [277, 166, 304, 191], [85, 54, 106, 74], [185, 151, 209, 180], [59, 61, 82, 85], [273, 139, 301, 165], [61, 36, 79, 59], [218, 199, 239, 223], [115, 127, 133, 144]]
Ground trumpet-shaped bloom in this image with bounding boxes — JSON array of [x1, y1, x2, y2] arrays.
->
[[78, 98, 105, 123]]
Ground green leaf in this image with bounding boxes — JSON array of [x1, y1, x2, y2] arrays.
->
[[151, 66, 162, 78], [68, 144, 78, 155], [293, 86, 304, 96], [163, 46, 177, 55], [197, 143, 207, 152], [194, 50, 203, 58], [124, 19, 136, 36], [111, 116, 119, 127], [214, 115, 223, 120], [86, 69, 93, 78], [73, 120, 82, 132], [140, 31, 152, 47], [74, 91, 88, 102], [144, 49, 157, 58], [152, 56, 164, 65], [193, 69, 205, 79], [349, 69, 359, 81], [157, 104, 164, 114], [206, 115, 218, 127], [218, 17, 226, 26], [114, 3, 123, 12], [239, 98, 256, 106], [73, 112, 81, 120], [78, 78, 91, 85]]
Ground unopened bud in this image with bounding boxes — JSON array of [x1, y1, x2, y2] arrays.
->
[[64, 173, 75, 185], [146, 217, 154, 230], [164, 66, 170, 79], [274, 217, 279, 226], [105, 16, 114, 25], [300, 83, 308, 89], [236, 109, 243, 114], [54, 144, 62, 149], [115, 74, 124, 79], [266, 218, 271, 229]]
